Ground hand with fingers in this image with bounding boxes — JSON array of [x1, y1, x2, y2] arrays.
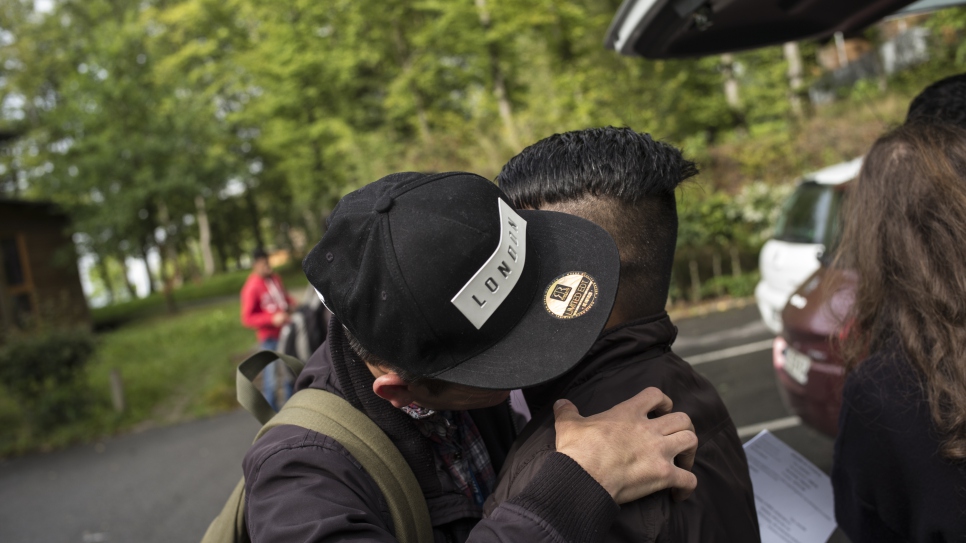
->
[[553, 386, 699, 505]]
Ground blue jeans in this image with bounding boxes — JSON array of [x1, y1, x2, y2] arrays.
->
[[260, 338, 293, 411]]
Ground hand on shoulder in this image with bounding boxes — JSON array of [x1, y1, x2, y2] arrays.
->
[[553, 386, 698, 504]]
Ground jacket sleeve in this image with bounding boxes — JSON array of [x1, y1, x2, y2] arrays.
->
[[241, 280, 276, 329], [470, 453, 620, 543], [244, 428, 618, 543], [666, 422, 760, 543]]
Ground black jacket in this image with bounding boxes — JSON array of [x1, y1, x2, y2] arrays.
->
[[833, 345, 966, 542], [483, 314, 761, 543], [242, 323, 620, 543]]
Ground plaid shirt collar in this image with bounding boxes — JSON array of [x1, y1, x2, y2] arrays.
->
[[401, 404, 496, 507]]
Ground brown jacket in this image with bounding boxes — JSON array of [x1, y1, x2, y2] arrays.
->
[[483, 314, 761, 543]]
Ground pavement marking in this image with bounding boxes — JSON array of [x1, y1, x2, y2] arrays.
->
[[675, 319, 770, 350], [737, 416, 802, 439], [686, 339, 774, 365]]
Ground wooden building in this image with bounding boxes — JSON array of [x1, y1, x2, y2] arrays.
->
[[0, 199, 90, 334]]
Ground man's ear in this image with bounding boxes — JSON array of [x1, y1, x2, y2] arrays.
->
[[372, 372, 415, 408]]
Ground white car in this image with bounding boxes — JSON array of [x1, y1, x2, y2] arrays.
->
[[755, 157, 863, 333]]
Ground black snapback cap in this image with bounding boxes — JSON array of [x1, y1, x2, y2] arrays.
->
[[303, 171, 619, 390]]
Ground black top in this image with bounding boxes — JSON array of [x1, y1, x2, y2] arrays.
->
[[484, 314, 761, 543], [833, 345, 966, 542], [243, 321, 620, 543]]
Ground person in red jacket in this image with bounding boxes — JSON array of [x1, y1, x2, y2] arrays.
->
[[240, 248, 295, 409]]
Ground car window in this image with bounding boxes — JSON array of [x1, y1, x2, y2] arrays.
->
[[819, 188, 849, 266], [773, 182, 841, 245]]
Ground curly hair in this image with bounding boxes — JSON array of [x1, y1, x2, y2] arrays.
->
[[836, 122, 966, 461]]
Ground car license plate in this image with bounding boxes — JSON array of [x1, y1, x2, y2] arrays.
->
[[784, 348, 812, 386]]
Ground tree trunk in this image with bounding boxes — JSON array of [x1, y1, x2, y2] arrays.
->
[[721, 54, 741, 109], [181, 237, 203, 283], [413, 91, 433, 144], [154, 203, 179, 314], [157, 202, 184, 287], [285, 226, 305, 258], [689, 259, 701, 303], [121, 257, 138, 300], [244, 188, 266, 250], [156, 246, 178, 315], [209, 221, 229, 273], [476, 0, 520, 149], [303, 208, 323, 243], [783, 42, 804, 117], [139, 241, 156, 295], [730, 246, 743, 278], [834, 32, 849, 68], [712, 252, 723, 296], [229, 233, 246, 270], [195, 195, 215, 278], [96, 255, 115, 305]]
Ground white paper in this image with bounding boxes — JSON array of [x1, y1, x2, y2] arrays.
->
[[743, 430, 837, 543]]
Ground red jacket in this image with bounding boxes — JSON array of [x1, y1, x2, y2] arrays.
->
[[240, 273, 294, 341]]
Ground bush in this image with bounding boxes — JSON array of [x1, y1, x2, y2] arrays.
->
[[91, 262, 309, 330], [0, 329, 97, 430], [700, 271, 761, 299]]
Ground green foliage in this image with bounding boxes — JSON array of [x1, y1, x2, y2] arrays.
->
[[91, 261, 307, 328], [0, 300, 254, 457], [926, 6, 966, 66], [0, 328, 97, 430], [677, 181, 793, 254], [673, 182, 790, 303], [0, 0, 961, 315], [701, 271, 760, 300]]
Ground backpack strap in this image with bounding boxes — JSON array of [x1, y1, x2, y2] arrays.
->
[[204, 352, 433, 543], [256, 388, 433, 543], [236, 350, 305, 424], [200, 478, 248, 543]]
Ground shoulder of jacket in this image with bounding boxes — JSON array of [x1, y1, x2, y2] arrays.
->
[[243, 424, 367, 479], [504, 428, 557, 491]]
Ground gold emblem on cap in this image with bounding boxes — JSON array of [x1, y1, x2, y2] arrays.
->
[[544, 272, 598, 319]]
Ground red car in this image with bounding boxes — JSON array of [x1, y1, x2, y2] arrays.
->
[[772, 263, 856, 437]]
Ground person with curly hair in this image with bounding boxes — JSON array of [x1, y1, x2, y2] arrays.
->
[[832, 102, 966, 540]]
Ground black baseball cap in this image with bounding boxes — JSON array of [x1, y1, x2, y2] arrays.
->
[[303, 171, 619, 390]]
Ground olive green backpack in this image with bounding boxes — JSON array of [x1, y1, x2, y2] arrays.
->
[[201, 351, 433, 543]]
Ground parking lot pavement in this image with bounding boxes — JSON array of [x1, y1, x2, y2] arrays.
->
[[0, 410, 261, 543], [676, 305, 850, 543], [0, 304, 849, 543]]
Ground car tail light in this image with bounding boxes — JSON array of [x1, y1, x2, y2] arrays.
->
[[773, 336, 788, 370]]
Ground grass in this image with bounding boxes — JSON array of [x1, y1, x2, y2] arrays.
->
[[0, 299, 257, 457], [91, 264, 309, 330]]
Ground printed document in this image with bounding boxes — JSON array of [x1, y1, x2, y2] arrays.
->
[[743, 430, 837, 543]]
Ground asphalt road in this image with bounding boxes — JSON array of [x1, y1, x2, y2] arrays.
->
[[0, 305, 848, 543]]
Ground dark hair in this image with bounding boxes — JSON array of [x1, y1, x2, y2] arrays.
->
[[906, 72, 966, 130], [835, 122, 966, 461], [252, 247, 269, 262], [498, 127, 698, 318], [344, 328, 449, 396]]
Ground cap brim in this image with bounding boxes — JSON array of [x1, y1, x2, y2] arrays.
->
[[432, 209, 620, 390]]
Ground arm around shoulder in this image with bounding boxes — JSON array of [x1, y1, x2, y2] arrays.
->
[[471, 453, 620, 543], [245, 428, 619, 543]]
